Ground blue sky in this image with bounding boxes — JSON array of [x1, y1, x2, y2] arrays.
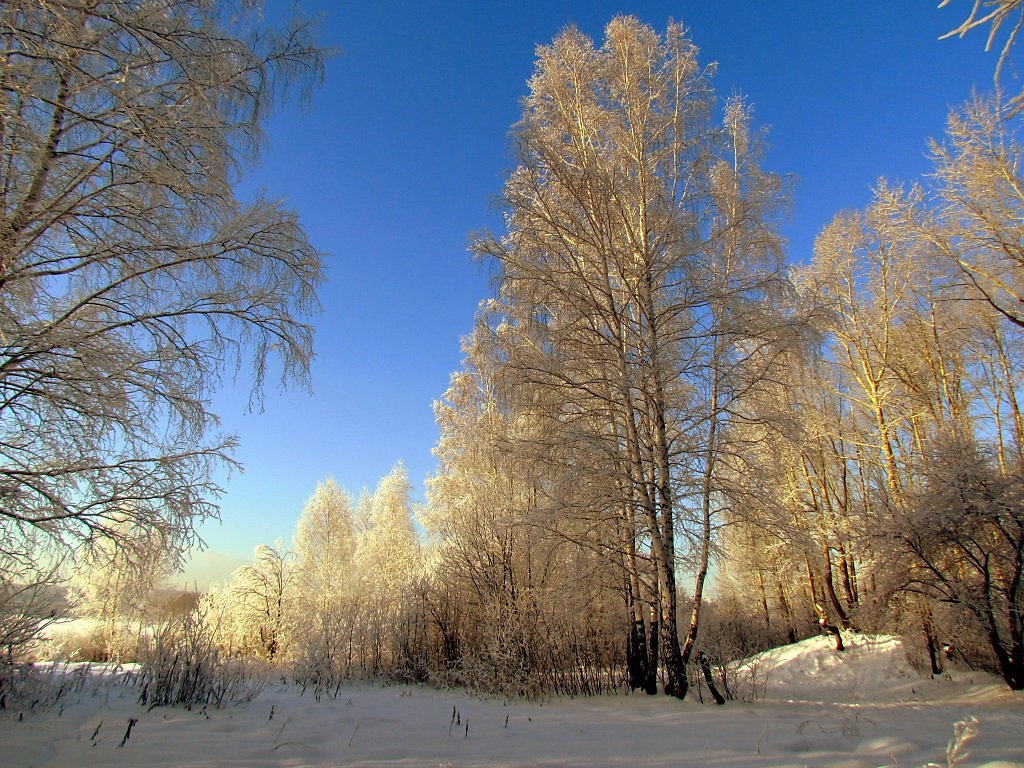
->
[[182, 1, 1001, 585]]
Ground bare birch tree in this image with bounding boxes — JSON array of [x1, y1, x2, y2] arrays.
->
[[918, 98, 1024, 328], [756, 95, 1024, 687], [0, 0, 325, 606]]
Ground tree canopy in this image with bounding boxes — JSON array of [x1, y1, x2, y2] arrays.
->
[[0, 0, 325, 633]]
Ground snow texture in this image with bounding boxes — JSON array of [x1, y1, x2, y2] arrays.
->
[[4, 634, 1023, 767]]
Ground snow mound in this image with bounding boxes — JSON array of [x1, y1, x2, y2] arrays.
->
[[736, 632, 1010, 705]]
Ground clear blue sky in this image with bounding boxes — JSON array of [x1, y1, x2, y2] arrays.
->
[[182, 1, 1001, 585]]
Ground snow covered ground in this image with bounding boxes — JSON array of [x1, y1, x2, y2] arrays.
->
[[4, 634, 1023, 767]]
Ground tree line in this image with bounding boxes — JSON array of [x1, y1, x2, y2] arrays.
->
[[425, 11, 1024, 695]]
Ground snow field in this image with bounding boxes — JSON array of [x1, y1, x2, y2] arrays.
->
[[3, 633, 1022, 767]]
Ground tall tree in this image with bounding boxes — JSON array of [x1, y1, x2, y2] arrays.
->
[[879, 97, 1024, 688], [286, 478, 359, 689], [357, 463, 419, 602], [354, 463, 420, 675], [676, 96, 791, 681], [0, 0, 325, 604], [472, 17, 790, 698], [291, 477, 357, 605], [426, 323, 627, 697], [764, 95, 1024, 687]]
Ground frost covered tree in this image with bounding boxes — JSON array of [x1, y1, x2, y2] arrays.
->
[[287, 478, 359, 685], [0, 0, 325, 617], [357, 463, 419, 601], [471, 17, 791, 698], [354, 463, 421, 675], [291, 478, 357, 604], [216, 541, 293, 660], [914, 98, 1024, 330], [425, 323, 629, 697], [875, 98, 1024, 688], [715, 94, 1024, 685]]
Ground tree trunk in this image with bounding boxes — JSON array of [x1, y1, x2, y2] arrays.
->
[[647, 368, 688, 698], [821, 544, 851, 629], [819, 618, 845, 651], [921, 607, 942, 676], [756, 568, 771, 629], [777, 582, 798, 645], [645, 610, 660, 695], [627, 617, 649, 692], [698, 651, 726, 705]]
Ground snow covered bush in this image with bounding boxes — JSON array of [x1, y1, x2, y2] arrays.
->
[[0, 661, 88, 711], [138, 602, 265, 710], [288, 603, 361, 698], [456, 599, 544, 699]]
